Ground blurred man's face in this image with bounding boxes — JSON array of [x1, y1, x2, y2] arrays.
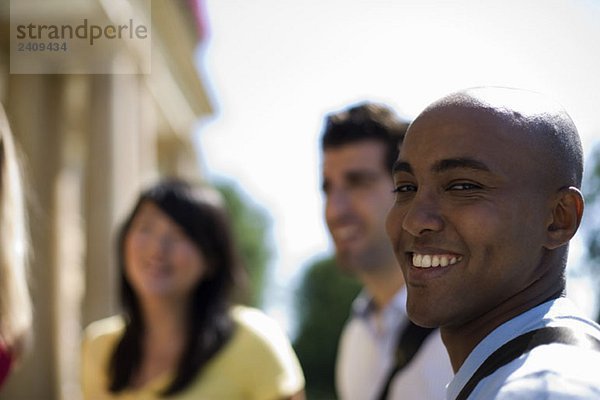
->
[[323, 140, 397, 274]]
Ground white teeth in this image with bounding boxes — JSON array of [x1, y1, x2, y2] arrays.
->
[[411, 253, 462, 268], [422, 255, 432, 268], [413, 254, 423, 267]]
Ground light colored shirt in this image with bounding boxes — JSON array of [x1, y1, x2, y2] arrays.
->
[[82, 305, 305, 400], [336, 287, 453, 400], [447, 297, 600, 400]]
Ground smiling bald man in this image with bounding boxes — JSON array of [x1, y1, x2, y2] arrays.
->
[[386, 87, 600, 399]]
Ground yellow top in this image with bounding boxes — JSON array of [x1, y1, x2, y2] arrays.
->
[[81, 306, 304, 400]]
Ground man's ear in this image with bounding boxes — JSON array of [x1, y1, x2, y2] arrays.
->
[[544, 187, 584, 250]]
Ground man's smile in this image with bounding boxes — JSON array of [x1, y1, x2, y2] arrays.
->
[[411, 253, 463, 268]]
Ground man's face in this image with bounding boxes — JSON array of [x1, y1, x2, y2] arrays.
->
[[323, 140, 397, 274], [386, 105, 553, 328]]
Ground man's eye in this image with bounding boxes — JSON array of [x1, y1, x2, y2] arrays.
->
[[448, 182, 480, 191], [348, 177, 375, 189], [392, 184, 417, 193]]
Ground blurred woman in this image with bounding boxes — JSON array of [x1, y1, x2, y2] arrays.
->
[[82, 179, 305, 399], [0, 103, 32, 387]]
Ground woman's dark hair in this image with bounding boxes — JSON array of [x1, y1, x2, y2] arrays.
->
[[108, 178, 242, 396]]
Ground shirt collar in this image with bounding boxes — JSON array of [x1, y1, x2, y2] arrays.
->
[[446, 297, 599, 399], [351, 286, 408, 319]]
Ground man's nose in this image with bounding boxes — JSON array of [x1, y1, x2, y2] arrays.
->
[[325, 188, 352, 221], [400, 190, 444, 237]]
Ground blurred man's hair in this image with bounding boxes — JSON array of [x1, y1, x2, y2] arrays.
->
[[321, 101, 410, 171]]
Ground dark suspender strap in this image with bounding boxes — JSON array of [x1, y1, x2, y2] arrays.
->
[[376, 321, 435, 400], [455, 326, 600, 400]]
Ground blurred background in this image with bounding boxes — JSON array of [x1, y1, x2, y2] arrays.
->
[[1, 0, 600, 399]]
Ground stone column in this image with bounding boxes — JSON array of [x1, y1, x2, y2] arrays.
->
[[3, 74, 62, 400]]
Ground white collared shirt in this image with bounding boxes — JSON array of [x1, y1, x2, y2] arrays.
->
[[336, 287, 453, 400], [447, 297, 600, 399]]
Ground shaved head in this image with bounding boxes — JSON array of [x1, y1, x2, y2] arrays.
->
[[413, 87, 583, 190]]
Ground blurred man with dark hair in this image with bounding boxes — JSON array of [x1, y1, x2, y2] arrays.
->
[[321, 101, 452, 400]]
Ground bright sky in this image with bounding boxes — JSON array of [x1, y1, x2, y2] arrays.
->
[[195, 0, 600, 329]]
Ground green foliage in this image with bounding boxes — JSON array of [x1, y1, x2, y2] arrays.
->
[[582, 143, 600, 323], [585, 145, 600, 205], [214, 180, 272, 307], [292, 256, 362, 399]]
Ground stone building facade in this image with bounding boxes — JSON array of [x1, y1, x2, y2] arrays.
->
[[0, 1, 213, 398]]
